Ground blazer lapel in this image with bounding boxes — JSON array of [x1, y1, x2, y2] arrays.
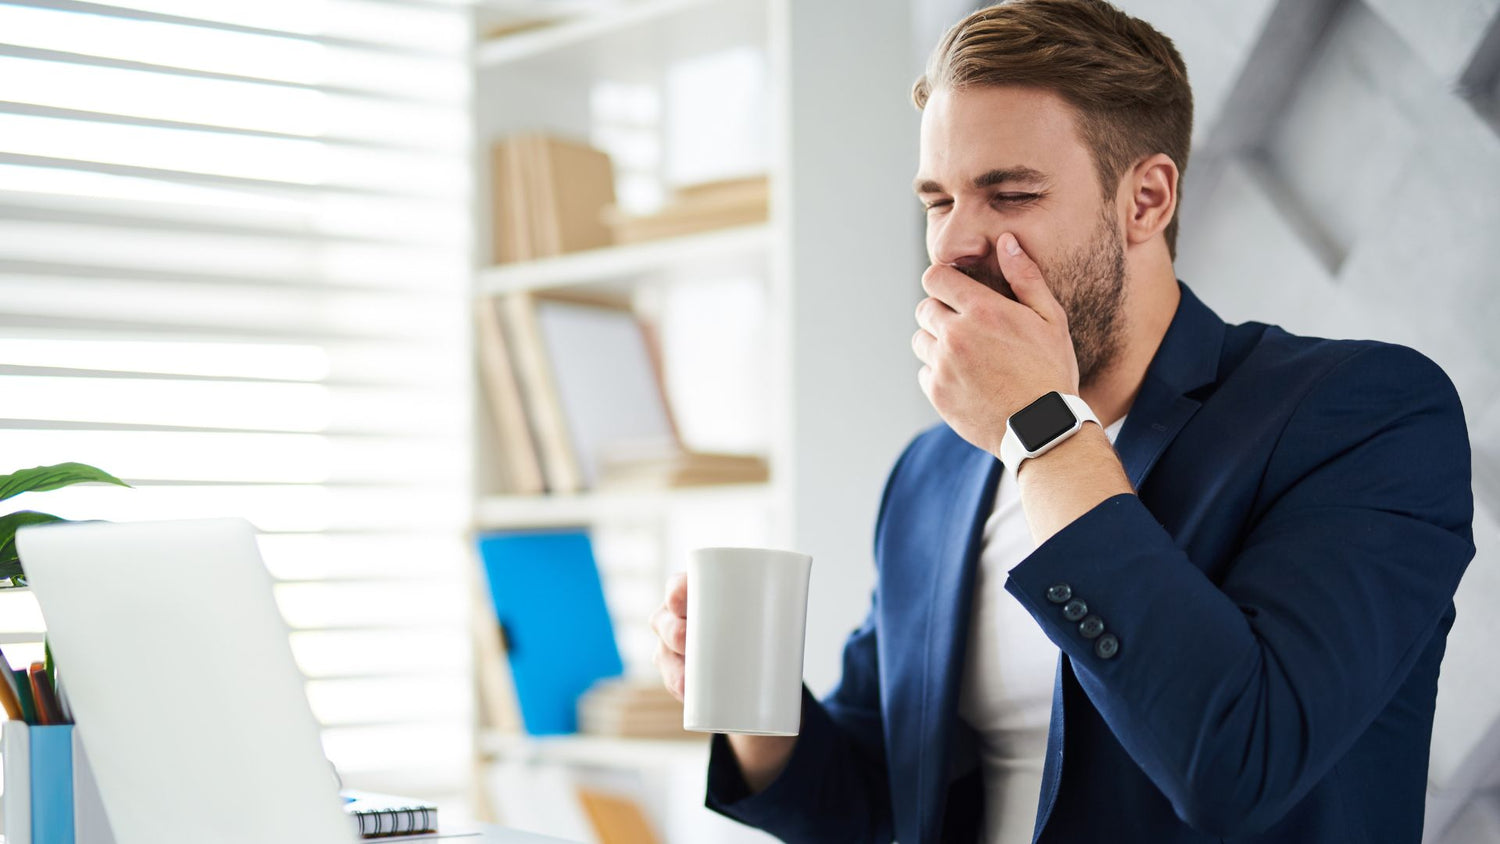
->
[[915, 442, 1001, 840], [1113, 283, 1226, 489]]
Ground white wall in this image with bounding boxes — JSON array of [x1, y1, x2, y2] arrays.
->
[[783, 0, 939, 694], [1110, 1, 1500, 841]]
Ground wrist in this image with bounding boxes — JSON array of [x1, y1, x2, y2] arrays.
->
[[1000, 391, 1099, 481], [1013, 420, 1108, 483], [727, 732, 797, 794]]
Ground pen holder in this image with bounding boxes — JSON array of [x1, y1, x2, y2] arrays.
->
[[2, 721, 115, 844]]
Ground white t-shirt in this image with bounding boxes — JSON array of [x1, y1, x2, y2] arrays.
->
[[957, 416, 1126, 844]]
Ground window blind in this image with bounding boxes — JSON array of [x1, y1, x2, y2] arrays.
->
[[0, 0, 475, 797]]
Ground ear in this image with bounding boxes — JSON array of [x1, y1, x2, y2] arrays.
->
[[1121, 153, 1178, 248]]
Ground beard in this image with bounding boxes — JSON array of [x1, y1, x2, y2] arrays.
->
[[957, 206, 1127, 388]]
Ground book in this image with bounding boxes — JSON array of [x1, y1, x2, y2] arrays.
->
[[472, 566, 523, 733], [498, 292, 769, 493], [577, 678, 694, 740], [537, 136, 616, 255], [489, 140, 518, 264], [605, 174, 768, 244], [475, 530, 623, 735], [575, 787, 660, 844], [530, 296, 679, 489], [500, 293, 586, 494], [596, 449, 770, 490], [475, 296, 546, 495], [489, 133, 616, 264], [341, 790, 439, 838]]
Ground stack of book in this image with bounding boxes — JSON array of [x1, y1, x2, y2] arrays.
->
[[490, 133, 617, 264], [605, 174, 768, 244], [577, 678, 693, 740], [596, 441, 768, 490], [476, 293, 769, 496]]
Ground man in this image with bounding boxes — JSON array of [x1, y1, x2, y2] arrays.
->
[[650, 1, 1475, 841]]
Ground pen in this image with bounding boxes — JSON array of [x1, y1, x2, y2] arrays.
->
[[29, 662, 61, 726], [13, 668, 36, 724], [0, 669, 21, 720]]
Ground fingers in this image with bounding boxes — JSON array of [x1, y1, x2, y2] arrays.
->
[[914, 296, 957, 339], [653, 640, 685, 701], [650, 605, 687, 654], [996, 233, 1066, 324], [912, 327, 936, 366], [921, 263, 981, 314], [664, 571, 687, 617], [652, 574, 689, 700]]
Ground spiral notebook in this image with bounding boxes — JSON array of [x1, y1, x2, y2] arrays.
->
[[343, 790, 439, 838]]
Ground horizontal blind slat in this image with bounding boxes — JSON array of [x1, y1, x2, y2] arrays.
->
[[1, 0, 473, 796], [0, 276, 470, 340]]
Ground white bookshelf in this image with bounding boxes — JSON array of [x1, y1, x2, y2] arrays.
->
[[477, 0, 766, 80], [475, 483, 771, 530], [475, 223, 769, 297], [469, 1, 933, 839], [469, 2, 783, 836], [0, 586, 43, 647]]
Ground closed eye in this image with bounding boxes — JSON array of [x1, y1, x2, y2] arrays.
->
[[995, 193, 1041, 204]]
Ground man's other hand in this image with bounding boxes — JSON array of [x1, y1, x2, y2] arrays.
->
[[650, 571, 688, 700]]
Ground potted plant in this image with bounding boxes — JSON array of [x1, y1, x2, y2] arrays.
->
[[1, 462, 130, 588]]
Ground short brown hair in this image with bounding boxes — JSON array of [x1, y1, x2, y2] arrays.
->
[[914, 0, 1193, 258]]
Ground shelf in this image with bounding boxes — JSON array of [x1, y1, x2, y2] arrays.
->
[[475, 223, 770, 297], [476, 0, 765, 81], [475, 482, 773, 529], [479, 729, 709, 768], [0, 588, 42, 645]]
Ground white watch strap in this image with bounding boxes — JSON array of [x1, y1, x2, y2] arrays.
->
[[1000, 393, 1100, 481]]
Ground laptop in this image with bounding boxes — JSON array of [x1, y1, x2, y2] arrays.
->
[[18, 518, 426, 844]]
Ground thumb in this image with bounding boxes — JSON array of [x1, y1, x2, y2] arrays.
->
[[997, 233, 1065, 323]]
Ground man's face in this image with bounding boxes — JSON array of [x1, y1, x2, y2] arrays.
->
[[915, 85, 1127, 386]]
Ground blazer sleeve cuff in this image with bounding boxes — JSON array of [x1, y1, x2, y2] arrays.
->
[[1004, 492, 1248, 674]]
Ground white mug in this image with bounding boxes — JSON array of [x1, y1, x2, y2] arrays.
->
[[683, 547, 813, 735]]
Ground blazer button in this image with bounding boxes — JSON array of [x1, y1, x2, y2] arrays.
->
[[1062, 599, 1088, 622], [1078, 615, 1104, 639], [1095, 633, 1119, 660], [1046, 583, 1072, 604]]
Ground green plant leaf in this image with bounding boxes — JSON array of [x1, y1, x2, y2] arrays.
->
[[0, 510, 68, 580], [0, 463, 129, 503]]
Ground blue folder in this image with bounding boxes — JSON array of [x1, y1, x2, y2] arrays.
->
[[476, 530, 623, 735]]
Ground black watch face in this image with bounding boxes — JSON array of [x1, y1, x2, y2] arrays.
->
[[1012, 391, 1078, 452]]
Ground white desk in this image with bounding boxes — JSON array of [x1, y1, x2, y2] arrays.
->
[[0, 829, 579, 844], [431, 826, 580, 843]]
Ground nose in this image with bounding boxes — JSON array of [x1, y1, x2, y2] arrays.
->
[[928, 203, 994, 273]]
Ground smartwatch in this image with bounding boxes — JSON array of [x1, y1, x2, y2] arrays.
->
[[999, 391, 1100, 481]]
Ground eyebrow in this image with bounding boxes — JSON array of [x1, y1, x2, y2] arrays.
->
[[913, 166, 1049, 195]]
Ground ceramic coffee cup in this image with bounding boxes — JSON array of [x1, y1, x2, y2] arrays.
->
[[683, 547, 813, 735]]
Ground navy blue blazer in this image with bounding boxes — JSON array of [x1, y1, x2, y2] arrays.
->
[[705, 283, 1475, 843]]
